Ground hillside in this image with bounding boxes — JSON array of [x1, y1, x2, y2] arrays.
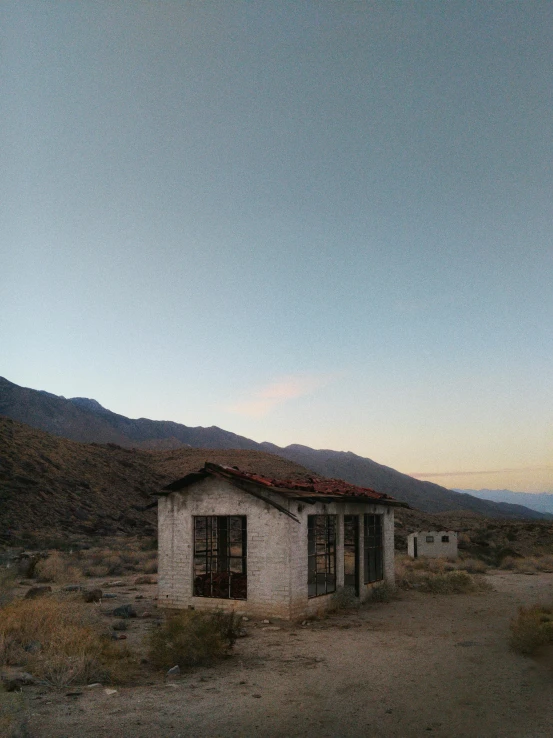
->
[[0, 375, 546, 519], [2, 417, 553, 557], [0, 416, 312, 542]]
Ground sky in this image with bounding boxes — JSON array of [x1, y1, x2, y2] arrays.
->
[[1, 1, 552, 493]]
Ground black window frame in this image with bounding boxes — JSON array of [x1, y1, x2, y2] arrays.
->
[[308, 515, 337, 598], [193, 515, 247, 600], [364, 514, 384, 584], [441, 535, 449, 543], [426, 535, 434, 543]]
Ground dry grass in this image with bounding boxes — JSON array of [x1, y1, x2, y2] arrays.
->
[[0, 568, 17, 607], [35, 551, 81, 584], [30, 543, 158, 583], [395, 555, 492, 594], [500, 555, 553, 574], [0, 596, 137, 687], [509, 605, 553, 655], [0, 693, 29, 738], [147, 610, 241, 670]]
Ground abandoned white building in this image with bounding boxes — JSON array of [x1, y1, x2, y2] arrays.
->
[[156, 462, 407, 620], [407, 530, 458, 559]]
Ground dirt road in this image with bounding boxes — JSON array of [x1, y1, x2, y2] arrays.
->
[[27, 572, 553, 738]]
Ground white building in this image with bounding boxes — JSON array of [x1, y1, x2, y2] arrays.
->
[[407, 530, 458, 559], [155, 462, 406, 620]]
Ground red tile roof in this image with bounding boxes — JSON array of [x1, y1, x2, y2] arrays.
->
[[204, 463, 400, 503], [160, 462, 407, 506]]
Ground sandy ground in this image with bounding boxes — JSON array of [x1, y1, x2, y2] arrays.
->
[[21, 572, 553, 738]]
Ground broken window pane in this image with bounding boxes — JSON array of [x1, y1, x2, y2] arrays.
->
[[193, 516, 247, 600], [307, 515, 337, 598]]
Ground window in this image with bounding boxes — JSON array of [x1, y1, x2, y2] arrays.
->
[[193, 516, 247, 599], [426, 536, 434, 543], [441, 535, 449, 543], [364, 514, 384, 583], [308, 515, 336, 597]]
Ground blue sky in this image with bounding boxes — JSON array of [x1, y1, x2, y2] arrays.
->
[[2, 1, 552, 491]]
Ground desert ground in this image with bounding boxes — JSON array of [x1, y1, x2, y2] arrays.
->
[[12, 570, 553, 738]]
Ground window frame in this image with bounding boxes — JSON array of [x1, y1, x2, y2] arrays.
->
[[364, 514, 384, 584], [193, 515, 247, 600], [307, 515, 337, 598]]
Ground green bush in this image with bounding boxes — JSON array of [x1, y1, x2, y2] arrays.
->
[[147, 610, 241, 669], [509, 605, 553, 655]]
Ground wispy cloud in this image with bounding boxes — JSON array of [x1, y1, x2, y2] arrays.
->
[[410, 466, 553, 478], [224, 373, 337, 418]]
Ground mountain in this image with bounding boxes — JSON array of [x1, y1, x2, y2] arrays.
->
[[455, 489, 553, 516], [0, 416, 312, 542], [3, 416, 553, 557], [0, 375, 547, 519]]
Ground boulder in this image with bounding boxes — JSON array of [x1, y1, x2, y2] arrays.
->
[[112, 603, 137, 618], [82, 589, 103, 603]]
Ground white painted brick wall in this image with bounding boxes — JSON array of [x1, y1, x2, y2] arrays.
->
[[158, 478, 395, 620]]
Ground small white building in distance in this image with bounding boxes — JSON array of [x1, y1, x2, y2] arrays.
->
[[407, 530, 458, 559], [155, 462, 408, 620]]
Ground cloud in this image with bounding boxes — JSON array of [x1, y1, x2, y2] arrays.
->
[[410, 466, 553, 478], [224, 373, 337, 418]]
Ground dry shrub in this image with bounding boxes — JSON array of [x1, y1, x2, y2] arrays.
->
[[366, 581, 397, 603], [148, 610, 241, 670], [330, 586, 359, 611], [500, 555, 553, 573], [458, 558, 488, 574], [79, 545, 157, 577], [395, 555, 491, 594], [0, 596, 133, 687], [35, 552, 82, 584], [509, 605, 553, 655]]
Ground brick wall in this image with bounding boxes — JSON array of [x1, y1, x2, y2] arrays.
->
[[158, 479, 395, 620]]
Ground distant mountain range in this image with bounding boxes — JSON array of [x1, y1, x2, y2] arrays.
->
[[0, 375, 549, 520], [455, 489, 553, 516]]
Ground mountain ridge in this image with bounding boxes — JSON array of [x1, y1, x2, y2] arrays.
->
[[455, 488, 553, 516], [0, 375, 547, 519]]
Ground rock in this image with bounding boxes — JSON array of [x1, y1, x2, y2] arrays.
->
[[261, 619, 270, 624], [167, 665, 180, 676], [237, 628, 248, 638], [103, 593, 118, 599], [112, 604, 137, 618], [86, 683, 102, 689], [24, 586, 52, 599], [83, 589, 103, 603], [262, 626, 281, 631], [242, 616, 249, 621], [140, 611, 152, 618], [104, 688, 118, 695], [3, 672, 36, 691]]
